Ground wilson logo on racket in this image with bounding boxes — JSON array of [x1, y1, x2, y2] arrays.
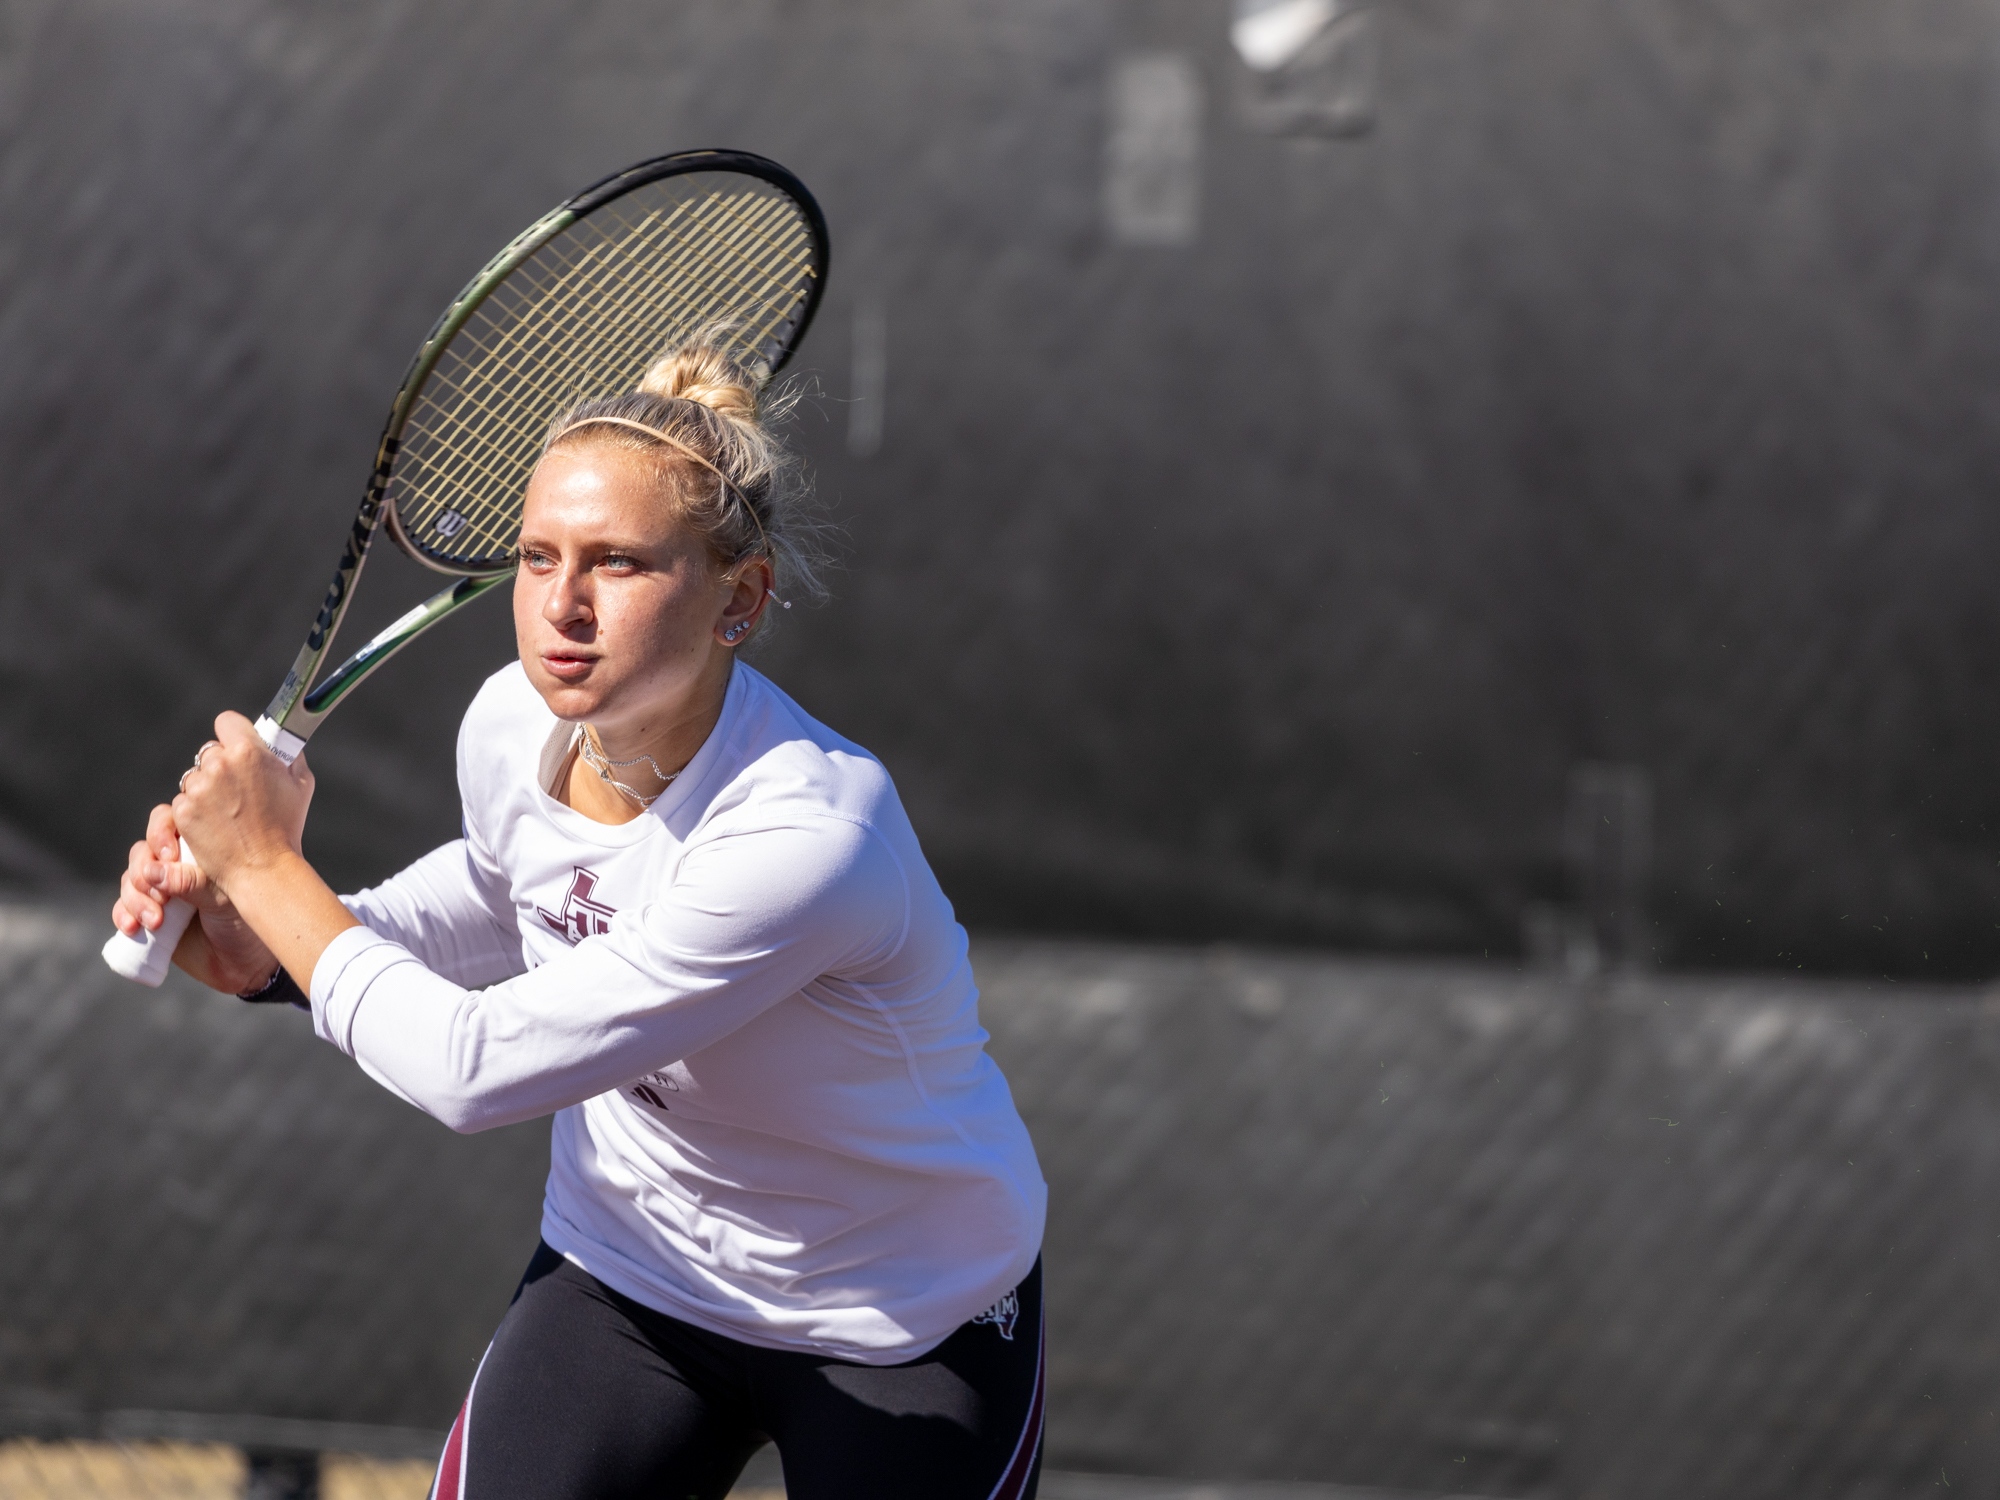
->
[[537, 866, 617, 944], [433, 510, 468, 538]]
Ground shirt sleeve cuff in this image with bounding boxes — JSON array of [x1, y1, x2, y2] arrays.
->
[[310, 924, 422, 1057]]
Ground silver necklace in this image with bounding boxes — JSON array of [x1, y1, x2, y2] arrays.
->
[[578, 730, 678, 808]]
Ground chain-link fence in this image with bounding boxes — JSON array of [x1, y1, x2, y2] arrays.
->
[[0, 1443, 1382, 1500], [0, 1443, 435, 1500], [989, 940, 2000, 1499], [7, 898, 1999, 1498]]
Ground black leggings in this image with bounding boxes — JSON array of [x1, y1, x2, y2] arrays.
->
[[428, 1242, 1043, 1500]]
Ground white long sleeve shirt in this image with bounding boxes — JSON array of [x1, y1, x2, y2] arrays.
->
[[308, 660, 1046, 1362]]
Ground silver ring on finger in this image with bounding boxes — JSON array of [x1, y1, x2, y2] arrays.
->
[[194, 739, 221, 771], [178, 767, 196, 794]]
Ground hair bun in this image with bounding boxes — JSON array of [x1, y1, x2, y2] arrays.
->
[[638, 345, 759, 422]]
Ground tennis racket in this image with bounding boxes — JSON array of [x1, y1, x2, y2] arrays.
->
[[103, 149, 830, 985]]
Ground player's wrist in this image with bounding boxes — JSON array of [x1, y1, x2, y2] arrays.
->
[[202, 927, 283, 998], [218, 846, 314, 909], [211, 838, 306, 887], [218, 849, 358, 999], [235, 963, 307, 1008]]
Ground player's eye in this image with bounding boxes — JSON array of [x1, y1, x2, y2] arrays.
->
[[599, 552, 640, 573], [516, 546, 554, 570]]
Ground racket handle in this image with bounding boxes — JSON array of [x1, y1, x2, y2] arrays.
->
[[102, 717, 300, 986], [102, 837, 198, 987]]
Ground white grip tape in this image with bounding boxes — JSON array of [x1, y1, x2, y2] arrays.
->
[[101, 837, 198, 987], [254, 715, 305, 765], [101, 716, 295, 987]]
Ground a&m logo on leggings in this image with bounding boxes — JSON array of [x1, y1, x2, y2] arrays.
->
[[538, 866, 617, 943], [972, 1289, 1020, 1340]]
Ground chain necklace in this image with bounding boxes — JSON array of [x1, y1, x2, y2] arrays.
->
[[578, 728, 679, 809]]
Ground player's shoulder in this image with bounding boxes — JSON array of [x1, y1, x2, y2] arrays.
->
[[722, 665, 898, 817]]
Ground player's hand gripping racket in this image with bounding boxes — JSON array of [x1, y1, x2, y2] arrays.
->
[[104, 150, 829, 985]]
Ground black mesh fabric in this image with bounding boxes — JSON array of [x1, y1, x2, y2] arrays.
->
[[6, 902, 1998, 1497]]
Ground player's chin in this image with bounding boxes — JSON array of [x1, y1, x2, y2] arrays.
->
[[526, 664, 608, 717]]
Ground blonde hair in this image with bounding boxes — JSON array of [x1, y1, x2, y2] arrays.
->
[[542, 339, 830, 634]]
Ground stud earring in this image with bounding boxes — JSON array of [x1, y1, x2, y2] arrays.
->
[[723, 621, 749, 642]]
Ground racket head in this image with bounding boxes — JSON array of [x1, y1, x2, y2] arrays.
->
[[381, 150, 829, 576]]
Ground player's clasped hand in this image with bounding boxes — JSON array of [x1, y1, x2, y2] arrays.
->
[[110, 712, 311, 993], [172, 712, 315, 885], [113, 803, 203, 936]]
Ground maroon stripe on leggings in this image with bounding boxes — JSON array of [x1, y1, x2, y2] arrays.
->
[[429, 1342, 492, 1500], [429, 1400, 467, 1500], [986, 1307, 1046, 1500]]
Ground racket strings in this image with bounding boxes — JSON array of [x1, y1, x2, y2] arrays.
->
[[437, 199, 717, 432], [401, 201, 757, 553], [476, 192, 806, 437], [471, 200, 802, 402], [410, 199, 808, 559], [392, 174, 818, 570], [480, 193, 806, 428]]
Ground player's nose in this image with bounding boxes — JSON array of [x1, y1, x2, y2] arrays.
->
[[541, 568, 594, 627]]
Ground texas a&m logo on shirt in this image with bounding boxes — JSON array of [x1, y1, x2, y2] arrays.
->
[[537, 866, 617, 944]]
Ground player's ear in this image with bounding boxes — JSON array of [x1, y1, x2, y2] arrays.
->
[[714, 562, 767, 647]]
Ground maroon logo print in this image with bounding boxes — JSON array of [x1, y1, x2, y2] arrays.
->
[[972, 1289, 1020, 1341], [630, 1071, 681, 1111], [537, 867, 616, 944]]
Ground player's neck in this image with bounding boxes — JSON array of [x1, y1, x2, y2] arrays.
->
[[560, 662, 733, 824]]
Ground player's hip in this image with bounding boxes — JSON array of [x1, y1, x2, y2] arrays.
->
[[432, 1241, 1044, 1500]]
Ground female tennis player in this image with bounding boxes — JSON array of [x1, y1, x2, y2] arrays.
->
[[112, 342, 1049, 1500]]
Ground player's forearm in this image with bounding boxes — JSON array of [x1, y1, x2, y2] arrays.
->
[[219, 851, 360, 994]]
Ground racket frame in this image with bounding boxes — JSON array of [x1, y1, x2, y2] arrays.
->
[[261, 149, 829, 757], [104, 147, 827, 987]]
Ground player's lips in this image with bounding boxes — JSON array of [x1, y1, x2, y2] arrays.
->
[[540, 652, 599, 681]]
